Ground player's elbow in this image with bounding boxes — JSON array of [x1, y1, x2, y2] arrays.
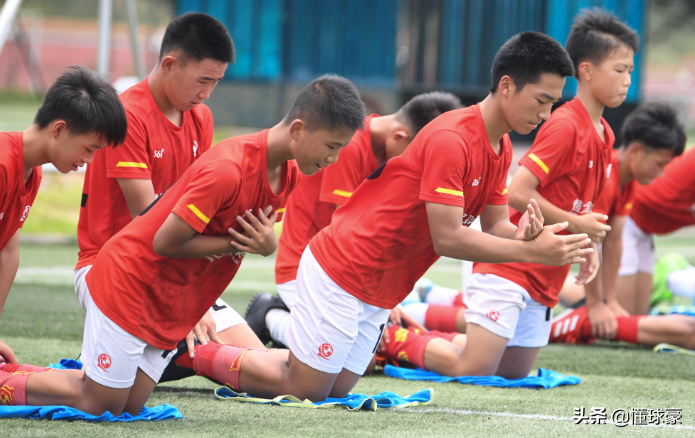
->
[[431, 235, 451, 258], [152, 230, 174, 258], [507, 189, 528, 213]]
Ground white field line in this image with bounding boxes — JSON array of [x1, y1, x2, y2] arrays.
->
[[404, 408, 695, 430]]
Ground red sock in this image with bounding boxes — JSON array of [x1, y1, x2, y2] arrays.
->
[[425, 330, 458, 343], [579, 315, 644, 343], [615, 316, 645, 344], [0, 369, 29, 405], [191, 343, 266, 391], [383, 325, 431, 370], [0, 363, 52, 374], [452, 292, 467, 308], [424, 304, 460, 333]]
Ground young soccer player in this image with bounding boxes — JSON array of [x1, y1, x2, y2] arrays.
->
[[0, 75, 365, 415], [471, 9, 638, 378], [246, 91, 462, 348], [616, 145, 695, 315], [180, 31, 591, 401], [557, 102, 685, 339], [74, 13, 239, 350], [0, 66, 127, 366]]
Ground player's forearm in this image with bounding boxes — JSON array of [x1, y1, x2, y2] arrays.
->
[[484, 219, 517, 240], [512, 187, 574, 229], [584, 264, 604, 307], [0, 242, 19, 318], [601, 236, 622, 303], [154, 234, 239, 259], [433, 226, 533, 264]]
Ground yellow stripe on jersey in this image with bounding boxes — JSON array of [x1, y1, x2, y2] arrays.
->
[[502, 188, 508, 195], [277, 208, 285, 213], [624, 203, 633, 210], [528, 153, 549, 174], [435, 187, 464, 197], [187, 204, 210, 224], [332, 189, 353, 198], [116, 162, 148, 168]]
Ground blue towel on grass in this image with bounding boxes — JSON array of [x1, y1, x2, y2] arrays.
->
[[0, 404, 182, 422], [650, 305, 695, 318], [0, 359, 182, 421], [214, 386, 433, 411], [384, 366, 580, 389]]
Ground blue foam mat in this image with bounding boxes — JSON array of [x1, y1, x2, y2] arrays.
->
[[384, 366, 580, 389]]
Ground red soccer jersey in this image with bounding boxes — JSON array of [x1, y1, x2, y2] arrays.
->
[[630, 147, 695, 235], [274, 115, 379, 284], [85, 130, 299, 349], [474, 98, 614, 308], [593, 149, 637, 222], [310, 104, 511, 309], [76, 78, 213, 270], [0, 132, 42, 249]]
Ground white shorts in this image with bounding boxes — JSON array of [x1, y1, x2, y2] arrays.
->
[[288, 247, 390, 375], [464, 273, 551, 348], [619, 216, 656, 276], [276, 280, 297, 309], [74, 265, 92, 311], [208, 298, 246, 332], [81, 286, 174, 388], [78, 266, 244, 336]]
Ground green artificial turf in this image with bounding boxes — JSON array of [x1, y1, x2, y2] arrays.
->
[[2, 243, 695, 436]]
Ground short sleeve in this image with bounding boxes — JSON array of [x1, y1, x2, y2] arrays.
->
[[105, 110, 152, 179], [18, 167, 42, 229], [319, 142, 369, 206], [418, 130, 469, 208], [592, 182, 616, 223], [276, 165, 301, 223], [519, 119, 577, 187], [616, 180, 637, 217], [171, 161, 241, 233]]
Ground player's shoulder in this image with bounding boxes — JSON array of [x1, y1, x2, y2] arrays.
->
[[0, 132, 21, 177], [119, 80, 154, 120]]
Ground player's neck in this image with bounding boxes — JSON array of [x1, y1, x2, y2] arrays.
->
[[21, 125, 50, 182], [148, 71, 183, 127], [575, 84, 606, 137], [368, 115, 392, 164], [266, 122, 294, 190], [617, 148, 634, 189], [478, 94, 511, 154]]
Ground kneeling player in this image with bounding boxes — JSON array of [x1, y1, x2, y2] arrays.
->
[[0, 75, 365, 415], [179, 32, 589, 402]]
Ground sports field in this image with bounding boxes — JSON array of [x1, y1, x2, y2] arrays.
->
[[3, 235, 695, 437]]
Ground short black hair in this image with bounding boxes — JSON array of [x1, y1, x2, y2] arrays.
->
[[490, 31, 574, 93], [284, 75, 365, 132], [34, 65, 127, 146], [396, 92, 462, 136], [621, 102, 685, 156], [160, 12, 235, 64], [566, 8, 639, 77]]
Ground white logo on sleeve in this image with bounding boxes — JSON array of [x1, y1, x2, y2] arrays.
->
[[193, 140, 199, 157], [154, 149, 164, 158], [606, 163, 612, 178], [20, 206, 31, 222], [588, 160, 593, 168], [472, 177, 481, 186], [0, 212, 4, 221]]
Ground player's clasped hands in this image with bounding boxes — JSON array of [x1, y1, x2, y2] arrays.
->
[[530, 221, 593, 266], [228, 205, 279, 256]]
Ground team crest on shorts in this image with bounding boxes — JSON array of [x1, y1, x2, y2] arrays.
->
[[318, 343, 333, 359], [0, 384, 14, 405], [487, 310, 500, 322], [97, 353, 112, 372]]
